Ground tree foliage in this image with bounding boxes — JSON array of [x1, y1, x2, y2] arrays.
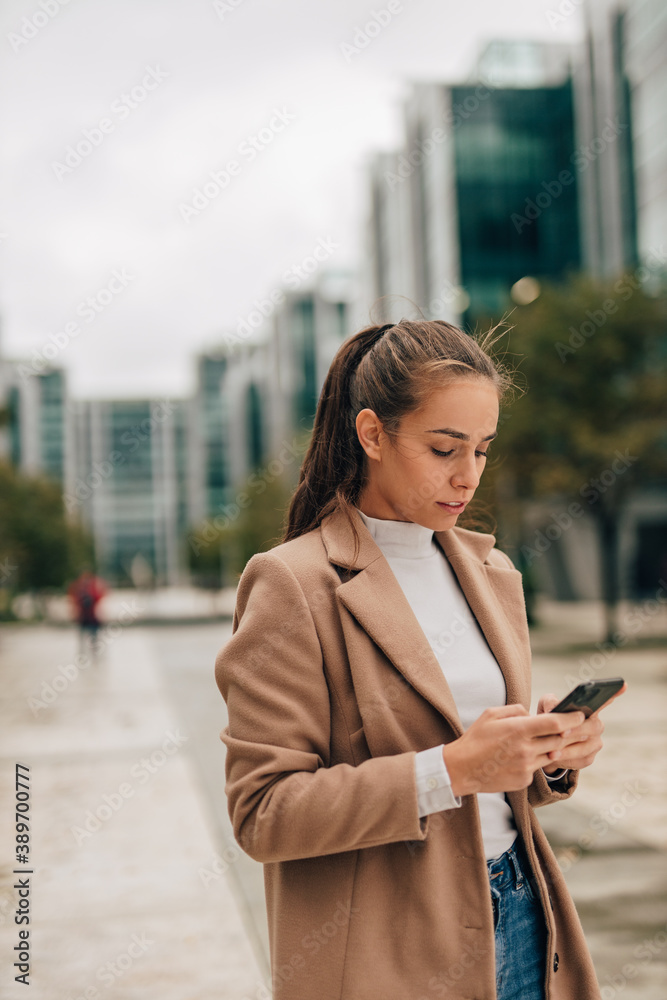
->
[[0, 461, 94, 597], [490, 272, 667, 638], [188, 472, 294, 587], [499, 272, 667, 501]]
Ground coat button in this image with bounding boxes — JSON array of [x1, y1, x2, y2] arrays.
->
[[553, 952, 559, 972]]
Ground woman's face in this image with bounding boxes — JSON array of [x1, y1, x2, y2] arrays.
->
[[355, 378, 499, 530]]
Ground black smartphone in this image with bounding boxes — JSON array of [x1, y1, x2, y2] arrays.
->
[[549, 678, 625, 718]]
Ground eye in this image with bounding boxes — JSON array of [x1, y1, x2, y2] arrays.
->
[[431, 448, 490, 458]]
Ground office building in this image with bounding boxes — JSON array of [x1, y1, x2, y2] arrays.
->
[[366, 41, 581, 327], [68, 397, 190, 586], [0, 357, 72, 490], [574, 0, 639, 276]]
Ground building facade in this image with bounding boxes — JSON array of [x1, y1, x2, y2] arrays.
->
[[66, 397, 189, 586], [611, 0, 667, 268], [366, 41, 581, 328], [0, 358, 73, 492]]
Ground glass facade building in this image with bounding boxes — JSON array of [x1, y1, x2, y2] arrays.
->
[[366, 53, 582, 327], [104, 401, 157, 581], [292, 297, 318, 428], [38, 370, 66, 483], [452, 82, 581, 321], [573, 0, 652, 278], [198, 355, 229, 515], [623, 0, 667, 267], [0, 364, 69, 487]]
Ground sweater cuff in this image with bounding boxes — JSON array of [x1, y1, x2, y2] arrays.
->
[[542, 767, 570, 781], [414, 744, 462, 817]]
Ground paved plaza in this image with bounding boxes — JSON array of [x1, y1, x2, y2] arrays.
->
[[1, 595, 665, 998]]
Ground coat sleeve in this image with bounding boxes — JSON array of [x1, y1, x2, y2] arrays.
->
[[528, 766, 580, 807], [214, 549, 430, 863], [491, 546, 581, 808]]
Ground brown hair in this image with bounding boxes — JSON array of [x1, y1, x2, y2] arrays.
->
[[282, 318, 516, 561]]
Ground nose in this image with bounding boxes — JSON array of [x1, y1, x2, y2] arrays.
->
[[450, 450, 482, 491]]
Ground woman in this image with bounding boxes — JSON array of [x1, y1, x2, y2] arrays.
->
[[214, 319, 624, 1000]]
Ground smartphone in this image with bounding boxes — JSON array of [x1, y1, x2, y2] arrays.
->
[[549, 678, 625, 718]]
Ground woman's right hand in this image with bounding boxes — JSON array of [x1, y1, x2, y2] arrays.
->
[[441, 704, 586, 796]]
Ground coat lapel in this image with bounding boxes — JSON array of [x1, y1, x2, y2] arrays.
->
[[320, 505, 530, 736]]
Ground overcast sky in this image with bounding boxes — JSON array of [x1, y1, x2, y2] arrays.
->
[[0, 0, 584, 399]]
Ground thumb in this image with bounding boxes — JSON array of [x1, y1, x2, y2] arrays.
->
[[537, 693, 559, 714]]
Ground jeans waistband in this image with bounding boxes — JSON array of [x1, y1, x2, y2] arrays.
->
[[486, 836, 531, 892]]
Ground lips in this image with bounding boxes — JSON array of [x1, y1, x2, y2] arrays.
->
[[436, 500, 467, 510]]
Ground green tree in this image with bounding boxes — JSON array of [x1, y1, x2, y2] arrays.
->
[[188, 473, 294, 588], [0, 461, 94, 616], [495, 273, 667, 641]]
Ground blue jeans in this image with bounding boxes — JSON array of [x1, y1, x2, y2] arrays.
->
[[487, 836, 548, 1000]]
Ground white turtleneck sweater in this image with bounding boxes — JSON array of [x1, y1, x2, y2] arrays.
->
[[355, 506, 524, 861]]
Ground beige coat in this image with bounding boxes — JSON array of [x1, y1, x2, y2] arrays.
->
[[215, 505, 601, 1000]]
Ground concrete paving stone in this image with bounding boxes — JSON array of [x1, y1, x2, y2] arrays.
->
[[0, 624, 264, 1000], [0, 628, 185, 761], [0, 700, 172, 761], [21, 909, 264, 1000], [20, 763, 215, 919]]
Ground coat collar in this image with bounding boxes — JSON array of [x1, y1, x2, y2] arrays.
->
[[320, 503, 498, 570], [320, 505, 528, 736]]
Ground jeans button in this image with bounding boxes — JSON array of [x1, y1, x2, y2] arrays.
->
[[553, 952, 560, 972]]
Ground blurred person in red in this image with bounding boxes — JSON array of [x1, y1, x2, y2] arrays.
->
[[69, 569, 107, 657]]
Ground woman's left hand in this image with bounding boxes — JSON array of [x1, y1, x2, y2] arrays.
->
[[536, 682, 628, 773]]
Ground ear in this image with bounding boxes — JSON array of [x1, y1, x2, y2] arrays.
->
[[355, 408, 383, 461]]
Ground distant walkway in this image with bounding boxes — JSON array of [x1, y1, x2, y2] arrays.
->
[[12, 586, 241, 624]]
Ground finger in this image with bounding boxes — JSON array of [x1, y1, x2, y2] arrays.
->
[[488, 704, 530, 719], [538, 751, 570, 769], [537, 693, 559, 714], [540, 746, 581, 768], [537, 727, 593, 760], [536, 744, 580, 767], [555, 715, 601, 743], [574, 715, 604, 736], [524, 711, 586, 736], [561, 747, 600, 765], [559, 731, 603, 754], [532, 730, 573, 751], [536, 739, 574, 761]]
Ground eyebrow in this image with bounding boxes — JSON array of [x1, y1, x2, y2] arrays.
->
[[426, 428, 498, 442]]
